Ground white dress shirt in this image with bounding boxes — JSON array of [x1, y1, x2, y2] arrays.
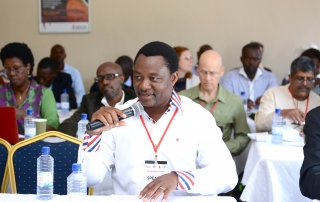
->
[[81, 92, 237, 196], [62, 63, 86, 107], [101, 90, 125, 107]]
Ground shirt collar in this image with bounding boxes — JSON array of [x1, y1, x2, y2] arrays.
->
[[101, 90, 125, 107], [189, 84, 227, 104], [239, 66, 263, 81], [139, 90, 183, 123]]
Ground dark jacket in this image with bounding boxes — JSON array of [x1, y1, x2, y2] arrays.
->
[[300, 106, 320, 200], [57, 88, 137, 137]]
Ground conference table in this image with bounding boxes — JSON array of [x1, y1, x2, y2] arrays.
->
[[58, 109, 76, 123], [240, 140, 311, 202], [0, 194, 236, 202]]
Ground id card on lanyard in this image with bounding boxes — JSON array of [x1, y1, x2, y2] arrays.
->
[[145, 160, 168, 186]]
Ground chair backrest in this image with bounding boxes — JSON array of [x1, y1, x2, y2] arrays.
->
[[0, 107, 19, 144], [8, 131, 82, 195], [0, 138, 11, 193]]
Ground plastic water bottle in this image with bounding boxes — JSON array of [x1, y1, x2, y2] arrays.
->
[[24, 109, 36, 139], [37, 146, 54, 200], [77, 114, 89, 140], [67, 163, 87, 196], [61, 89, 69, 117], [240, 91, 247, 112], [272, 108, 283, 144]]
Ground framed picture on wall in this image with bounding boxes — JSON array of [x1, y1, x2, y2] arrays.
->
[[39, 0, 90, 33]]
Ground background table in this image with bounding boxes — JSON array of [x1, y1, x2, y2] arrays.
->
[[0, 194, 236, 202], [240, 141, 311, 202], [58, 109, 76, 123]]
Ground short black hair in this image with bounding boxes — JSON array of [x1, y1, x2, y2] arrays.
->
[[242, 43, 261, 55], [133, 41, 178, 74], [291, 56, 316, 76], [38, 57, 58, 72], [115, 55, 133, 69], [300, 48, 320, 60], [0, 42, 34, 75]]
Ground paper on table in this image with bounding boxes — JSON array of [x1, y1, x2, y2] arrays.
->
[[248, 132, 271, 142]]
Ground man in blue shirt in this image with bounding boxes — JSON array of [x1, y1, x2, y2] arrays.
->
[[220, 43, 278, 109], [50, 44, 86, 107]]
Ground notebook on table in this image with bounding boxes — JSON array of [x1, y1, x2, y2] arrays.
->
[[0, 106, 19, 144]]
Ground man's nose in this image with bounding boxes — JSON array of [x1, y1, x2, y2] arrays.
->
[[139, 78, 151, 90]]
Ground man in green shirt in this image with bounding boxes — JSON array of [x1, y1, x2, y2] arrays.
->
[[179, 50, 250, 156]]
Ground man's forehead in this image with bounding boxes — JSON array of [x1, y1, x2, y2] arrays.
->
[[294, 70, 315, 77]]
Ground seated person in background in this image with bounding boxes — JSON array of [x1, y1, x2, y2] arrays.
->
[[300, 48, 320, 95], [220, 43, 278, 110], [81, 41, 237, 200], [300, 106, 320, 200], [191, 44, 213, 76], [58, 62, 136, 137], [255, 56, 320, 133], [250, 41, 272, 72], [0, 42, 59, 134], [36, 57, 77, 109], [0, 69, 9, 85], [50, 44, 86, 107], [173, 46, 200, 92], [115, 55, 134, 90], [179, 50, 250, 156]]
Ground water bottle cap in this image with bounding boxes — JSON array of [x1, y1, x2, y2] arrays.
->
[[275, 108, 281, 114], [27, 109, 33, 115], [63, 89, 67, 93], [81, 113, 87, 120], [42, 146, 50, 154], [72, 163, 81, 172], [241, 91, 245, 96]]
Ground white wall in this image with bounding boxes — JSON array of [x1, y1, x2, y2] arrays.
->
[[1, 0, 320, 91]]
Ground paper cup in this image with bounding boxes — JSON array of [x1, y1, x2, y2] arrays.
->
[[34, 118, 47, 135]]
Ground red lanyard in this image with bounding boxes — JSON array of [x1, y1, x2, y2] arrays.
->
[[199, 100, 218, 114], [140, 108, 178, 163], [288, 87, 309, 115]]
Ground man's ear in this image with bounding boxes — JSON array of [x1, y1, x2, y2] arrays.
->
[[171, 71, 178, 86], [121, 74, 125, 84], [220, 66, 225, 77]]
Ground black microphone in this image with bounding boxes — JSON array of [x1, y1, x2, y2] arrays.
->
[[86, 102, 144, 131]]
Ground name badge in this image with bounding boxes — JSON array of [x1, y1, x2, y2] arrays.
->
[[145, 160, 167, 186]]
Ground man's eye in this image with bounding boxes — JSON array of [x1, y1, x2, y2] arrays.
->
[[151, 77, 158, 81], [134, 76, 141, 80]]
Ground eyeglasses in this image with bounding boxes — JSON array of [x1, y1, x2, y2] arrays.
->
[[184, 56, 193, 60], [198, 70, 220, 77], [94, 73, 122, 82], [293, 76, 315, 85], [4, 66, 24, 74]]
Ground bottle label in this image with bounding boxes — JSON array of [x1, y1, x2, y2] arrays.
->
[[61, 102, 70, 110], [37, 172, 53, 187], [25, 128, 36, 136]]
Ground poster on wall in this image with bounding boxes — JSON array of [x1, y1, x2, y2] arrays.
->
[[39, 0, 90, 33]]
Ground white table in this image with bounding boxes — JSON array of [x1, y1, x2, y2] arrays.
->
[[58, 109, 76, 123], [240, 141, 311, 202], [0, 194, 236, 202]]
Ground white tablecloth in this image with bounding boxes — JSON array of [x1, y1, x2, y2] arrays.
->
[[240, 141, 311, 202], [58, 109, 76, 123], [0, 194, 236, 202]]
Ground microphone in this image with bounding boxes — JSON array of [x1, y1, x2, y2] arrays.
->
[[86, 102, 144, 131]]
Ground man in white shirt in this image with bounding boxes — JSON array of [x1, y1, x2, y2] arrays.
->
[[256, 56, 320, 133], [82, 41, 237, 201], [220, 43, 278, 109], [50, 44, 86, 107]]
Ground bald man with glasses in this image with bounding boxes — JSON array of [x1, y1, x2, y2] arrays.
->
[[256, 56, 320, 133], [180, 50, 250, 156], [58, 62, 136, 137]]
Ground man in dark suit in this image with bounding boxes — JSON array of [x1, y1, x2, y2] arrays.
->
[[300, 106, 320, 200], [36, 57, 77, 109], [58, 62, 136, 137]]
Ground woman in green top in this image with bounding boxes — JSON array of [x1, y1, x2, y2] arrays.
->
[[0, 42, 59, 134]]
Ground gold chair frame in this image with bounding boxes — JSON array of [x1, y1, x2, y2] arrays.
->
[[7, 131, 94, 195], [0, 138, 11, 193]]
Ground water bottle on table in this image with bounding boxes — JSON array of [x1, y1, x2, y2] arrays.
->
[[61, 89, 69, 117], [37, 146, 54, 200], [77, 114, 89, 140], [67, 163, 87, 196], [272, 108, 283, 144], [24, 109, 36, 139], [240, 91, 248, 112]]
